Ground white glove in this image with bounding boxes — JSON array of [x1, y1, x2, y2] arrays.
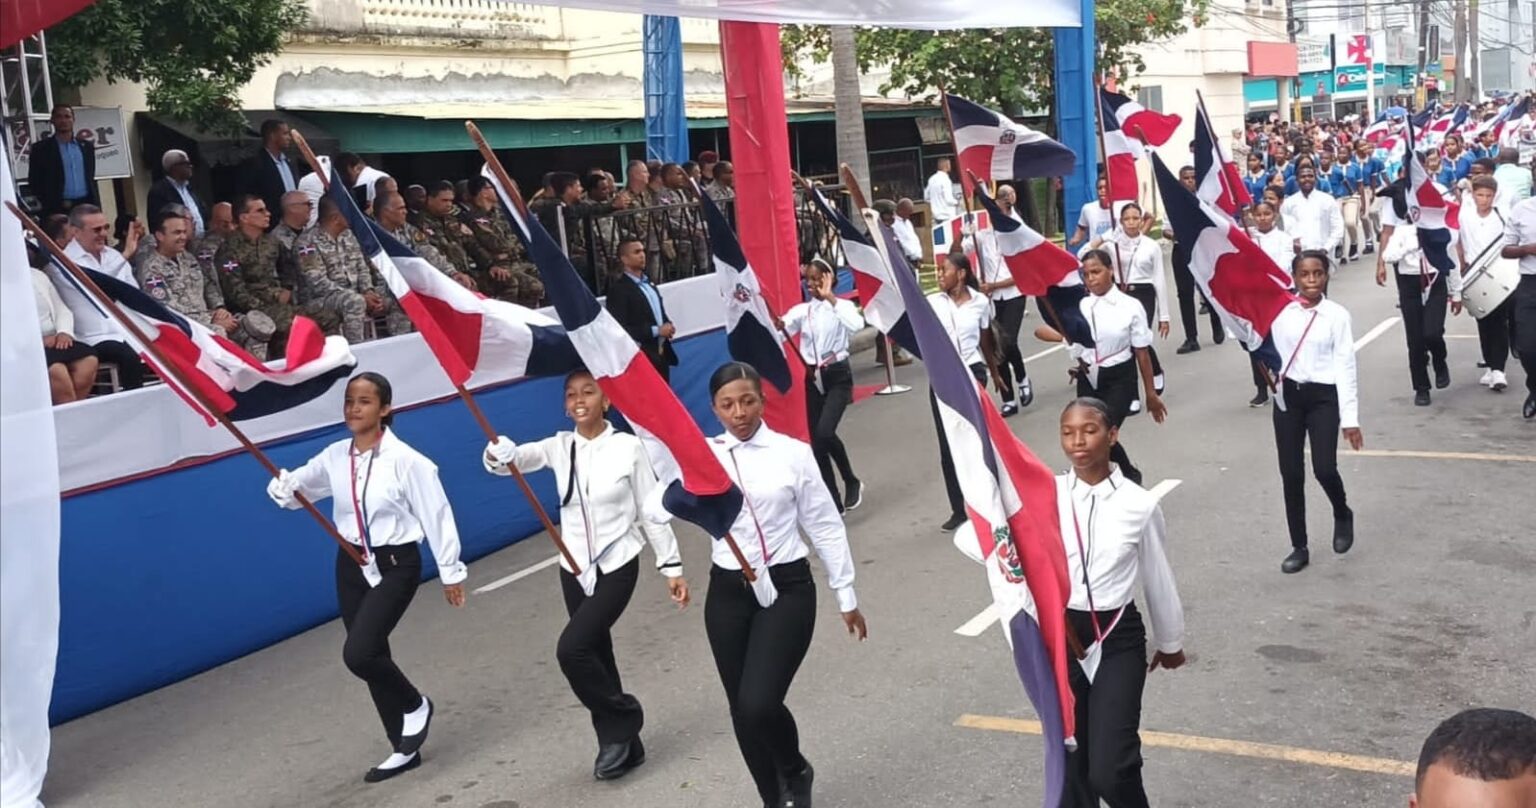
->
[[266, 470, 300, 509], [483, 436, 516, 476]]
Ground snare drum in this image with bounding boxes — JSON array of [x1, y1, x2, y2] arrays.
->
[[1461, 254, 1520, 319]]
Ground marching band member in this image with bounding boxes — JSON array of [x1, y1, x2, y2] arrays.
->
[[482, 369, 688, 781], [1270, 252, 1361, 574], [1280, 164, 1344, 256], [778, 258, 867, 512], [977, 184, 1034, 416], [1056, 397, 1185, 808], [1070, 176, 1115, 250], [1457, 176, 1512, 392], [928, 253, 1002, 530], [1503, 196, 1536, 420], [266, 372, 467, 783], [1071, 250, 1168, 486], [690, 361, 868, 808], [1245, 199, 1301, 407], [1377, 199, 1463, 406], [1080, 202, 1169, 395]]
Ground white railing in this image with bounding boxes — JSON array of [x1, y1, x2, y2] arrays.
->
[[352, 0, 566, 39]]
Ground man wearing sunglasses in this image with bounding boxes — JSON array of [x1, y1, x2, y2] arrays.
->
[[47, 203, 147, 390]]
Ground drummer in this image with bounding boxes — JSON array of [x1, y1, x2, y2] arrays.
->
[[1457, 176, 1512, 392]]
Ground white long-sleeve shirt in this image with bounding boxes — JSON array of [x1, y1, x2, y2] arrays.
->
[[893, 216, 923, 262], [1458, 206, 1507, 269], [33, 268, 75, 338], [1383, 224, 1463, 300], [54, 239, 137, 343], [1057, 467, 1184, 654], [1080, 233, 1169, 323], [978, 207, 1024, 301], [697, 424, 858, 612], [1272, 299, 1360, 429], [781, 297, 864, 366], [1252, 226, 1298, 275], [1074, 287, 1153, 380], [1280, 190, 1344, 253], [926, 171, 959, 222], [1507, 198, 1536, 276], [507, 423, 681, 578], [284, 429, 467, 585]]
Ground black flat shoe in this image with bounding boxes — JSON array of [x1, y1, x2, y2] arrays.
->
[[1213, 330, 1226, 345], [1414, 390, 1432, 406], [595, 737, 645, 780], [364, 752, 421, 783], [1524, 395, 1536, 420], [844, 479, 865, 511], [397, 697, 432, 756], [1249, 389, 1269, 407], [780, 762, 814, 808], [1333, 510, 1354, 554], [1434, 364, 1450, 389], [1281, 548, 1310, 574], [941, 514, 967, 531], [1175, 339, 1200, 355]]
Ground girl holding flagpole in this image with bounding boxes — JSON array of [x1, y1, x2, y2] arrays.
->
[[1080, 203, 1169, 396], [1056, 396, 1185, 808], [689, 361, 867, 808], [1071, 250, 1167, 486], [1272, 251, 1361, 574], [482, 369, 688, 781], [266, 371, 467, 783], [928, 253, 1003, 531]]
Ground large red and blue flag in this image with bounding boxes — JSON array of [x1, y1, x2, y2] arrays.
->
[[969, 187, 1093, 349], [1100, 88, 1182, 147], [1404, 117, 1460, 301], [874, 212, 1074, 808], [327, 165, 579, 385], [1192, 94, 1251, 216], [1098, 92, 1144, 205], [485, 167, 746, 539], [1424, 104, 1470, 146], [945, 93, 1076, 195], [804, 187, 921, 358], [694, 187, 796, 398], [53, 262, 355, 424]]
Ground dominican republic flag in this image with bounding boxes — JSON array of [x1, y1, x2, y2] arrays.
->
[[1100, 88, 1181, 147], [1152, 154, 1294, 374], [1471, 95, 1531, 147], [1362, 117, 1395, 145], [54, 261, 355, 424], [1098, 93, 1144, 205], [1410, 106, 1437, 131], [1424, 104, 1469, 146], [945, 93, 1076, 196], [485, 167, 745, 538], [931, 209, 990, 267], [1404, 118, 1459, 301], [1192, 95, 1251, 216], [970, 187, 1079, 296], [328, 166, 579, 385], [694, 187, 795, 398], [805, 187, 921, 357], [880, 200, 1074, 808]]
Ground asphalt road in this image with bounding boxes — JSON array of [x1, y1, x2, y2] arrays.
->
[[45, 256, 1536, 808]]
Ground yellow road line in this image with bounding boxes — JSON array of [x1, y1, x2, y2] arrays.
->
[[1346, 448, 1536, 463], [954, 714, 1414, 777]]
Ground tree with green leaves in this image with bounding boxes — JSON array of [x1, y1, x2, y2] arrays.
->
[[47, 0, 308, 134], [782, 0, 1210, 115]]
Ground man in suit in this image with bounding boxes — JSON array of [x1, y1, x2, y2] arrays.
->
[[241, 119, 298, 229], [605, 238, 677, 381], [28, 104, 98, 215], [146, 149, 208, 237]]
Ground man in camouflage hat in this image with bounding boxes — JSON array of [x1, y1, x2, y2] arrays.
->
[[374, 190, 475, 291], [296, 197, 411, 342], [216, 194, 342, 354], [138, 208, 274, 358], [459, 177, 545, 307]]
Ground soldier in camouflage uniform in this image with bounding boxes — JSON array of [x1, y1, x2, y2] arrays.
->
[[217, 195, 343, 354], [374, 191, 475, 293], [616, 160, 665, 279], [266, 191, 310, 290], [138, 209, 274, 358], [458, 178, 545, 307], [659, 162, 709, 276], [297, 198, 410, 342]]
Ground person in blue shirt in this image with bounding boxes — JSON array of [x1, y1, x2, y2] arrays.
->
[[1441, 134, 1473, 184], [1243, 152, 1272, 205], [1470, 129, 1500, 160], [1346, 140, 1386, 254]]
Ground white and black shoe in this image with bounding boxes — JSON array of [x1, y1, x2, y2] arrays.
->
[[843, 479, 865, 511], [364, 751, 421, 783], [398, 697, 432, 756]]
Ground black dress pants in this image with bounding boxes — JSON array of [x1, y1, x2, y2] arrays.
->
[[336, 543, 423, 747], [1272, 380, 1349, 550], [1123, 284, 1163, 379], [558, 557, 644, 745], [933, 362, 989, 519], [1062, 604, 1150, 808], [993, 296, 1030, 402], [1475, 297, 1511, 373], [1076, 362, 1143, 485], [705, 560, 817, 806], [1514, 275, 1536, 397], [1395, 272, 1449, 392], [88, 339, 146, 390], [806, 359, 858, 508], [1172, 254, 1221, 343]]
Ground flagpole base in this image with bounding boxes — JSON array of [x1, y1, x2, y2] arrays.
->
[[875, 384, 912, 395]]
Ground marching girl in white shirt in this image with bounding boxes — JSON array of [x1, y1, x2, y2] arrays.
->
[[266, 372, 467, 783], [778, 258, 867, 513], [1377, 199, 1464, 406], [1272, 251, 1362, 575], [1246, 200, 1301, 408], [927, 253, 1002, 531], [689, 361, 868, 808], [1056, 397, 1185, 808], [1080, 202, 1170, 394], [1070, 250, 1168, 486], [482, 369, 688, 781]]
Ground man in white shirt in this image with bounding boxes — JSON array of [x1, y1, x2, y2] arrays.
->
[[1280, 164, 1344, 254], [977, 184, 1033, 415], [1491, 150, 1532, 213], [892, 198, 923, 267], [1457, 176, 1512, 391], [925, 157, 960, 223], [1501, 196, 1536, 418], [55, 204, 147, 389]]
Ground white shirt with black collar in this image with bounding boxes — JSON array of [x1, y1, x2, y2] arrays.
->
[[781, 297, 864, 367], [1075, 288, 1153, 374], [1056, 467, 1184, 654], [701, 425, 858, 612], [1271, 299, 1360, 429], [927, 289, 992, 367], [508, 423, 681, 578], [285, 429, 468, 585]]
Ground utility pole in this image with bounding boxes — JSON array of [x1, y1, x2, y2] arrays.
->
[[1468, 0, 1479, 100], [1363, 0, 1375, 121], [1417, 0, 1432, 107], [1453, 0, 1468, 101]]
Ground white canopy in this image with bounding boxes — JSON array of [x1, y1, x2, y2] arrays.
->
[[491, 0, 1082, 29]]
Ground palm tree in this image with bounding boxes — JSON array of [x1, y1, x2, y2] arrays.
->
[[830, 26, 871, 195]]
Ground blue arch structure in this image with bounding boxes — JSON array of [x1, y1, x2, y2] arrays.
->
[[1054, 0, 1098, 236], [643, 15, 690, 164]]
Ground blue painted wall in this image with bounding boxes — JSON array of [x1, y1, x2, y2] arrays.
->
[[51, 331, 732, 724]]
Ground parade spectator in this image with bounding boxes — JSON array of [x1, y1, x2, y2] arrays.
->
[[463, 176, 545, 306], [56, 204, 146, 390], [28, 104, 98, 215], [706, 160, 736, 202], [605, 238, 676, 381], [33, 262, 97, 404], [146, 149, 207, 237], [242, 119, 298, 227], [925, 156, 959, 222], [297, 197, 409, 342], [138, 208, 274, 359], [216, 193, 341, 354], [1411, 708, 1536, 808]]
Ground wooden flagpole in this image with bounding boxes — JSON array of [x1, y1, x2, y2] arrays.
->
[[288, 131, 581, 574], [8, 201, 365, 566], [964, 168, 1073, 346], [463, 121, 757, 582], [1093, 78, 1130, 290]]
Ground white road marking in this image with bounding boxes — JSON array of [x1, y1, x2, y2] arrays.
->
[[473, 555, 560, 594], [1354, 316, 1400, 351], [954, 479, 1183, 637], [1024, 344, 1066, 364]]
